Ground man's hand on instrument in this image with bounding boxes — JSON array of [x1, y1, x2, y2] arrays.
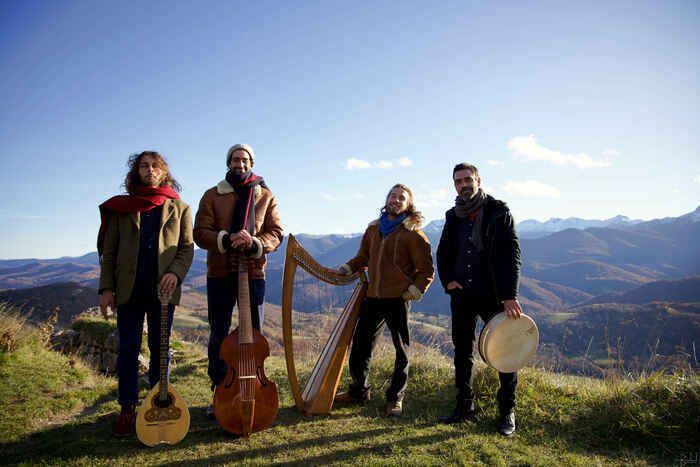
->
[[230, 230, 254, 251], [446, 281, 463, 291], [159, 273, 178, 298], [503, 299, 523, 319], [99, 289, 115, 320]]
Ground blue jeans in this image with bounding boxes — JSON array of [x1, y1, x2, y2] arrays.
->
[[207, 275, 265, 386], [116, 284, 174, 407]]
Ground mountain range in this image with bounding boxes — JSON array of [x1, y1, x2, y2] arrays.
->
[[2, 206, 698, 374], [1, 207, 699, 313]]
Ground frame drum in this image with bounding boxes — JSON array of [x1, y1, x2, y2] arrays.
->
[[478, 312, 538, 373]]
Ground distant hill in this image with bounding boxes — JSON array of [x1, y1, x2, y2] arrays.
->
[[3, 275, 699, 375], [538, 301, 700, 372], [1, 206, 699, 317], [584, 276, 700, 305], [0, 282, 98, 327], [517, 215, 643, 238]]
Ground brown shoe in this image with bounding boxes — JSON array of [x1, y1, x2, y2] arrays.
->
[[386, 400, 402, 417], [334, 390, 369, 405], [113, 405, 136, 437]]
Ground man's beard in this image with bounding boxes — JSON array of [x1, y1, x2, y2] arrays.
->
[[460, 187, 477, 200], [141, 175, 160, 187], [385, 204, 404, 217]]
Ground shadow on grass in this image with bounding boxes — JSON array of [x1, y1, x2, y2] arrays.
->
[[406, 368, 693, 465], [0, 412, 132, 463], [161, 427, 462, 466]]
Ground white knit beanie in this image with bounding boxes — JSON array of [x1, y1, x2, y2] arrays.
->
[[226, 143, 255, 166]]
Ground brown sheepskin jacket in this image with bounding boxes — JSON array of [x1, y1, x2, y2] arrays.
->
[[342, 214, 434, 300], [193, 180, 283, 279]]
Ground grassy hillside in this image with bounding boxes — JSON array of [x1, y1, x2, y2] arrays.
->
[[1, 306, 698, 465]]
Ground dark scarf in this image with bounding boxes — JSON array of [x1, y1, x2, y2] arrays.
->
[[454, 188, 487, 252], [97, 185, 179, 256], [225, 170, 266, 234], [379, 211, 408, 238]]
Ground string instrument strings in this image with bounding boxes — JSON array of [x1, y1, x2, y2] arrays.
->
[[135, 288, 190, 446], [282, 234, 368, 415], [213, 253, 279, 436]]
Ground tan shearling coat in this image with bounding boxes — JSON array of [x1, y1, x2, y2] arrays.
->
[[98, 198, 194, 305], [193, 180, 283, 279], [343, 214, 434, 299]]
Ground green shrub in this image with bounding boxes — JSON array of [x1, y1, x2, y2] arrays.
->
[[71, 317, 117, 342]]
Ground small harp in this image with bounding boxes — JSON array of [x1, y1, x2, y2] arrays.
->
[[282, 234, 367, 415]]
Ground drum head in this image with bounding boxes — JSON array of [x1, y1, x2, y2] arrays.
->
[[478, 312, 538, 373]]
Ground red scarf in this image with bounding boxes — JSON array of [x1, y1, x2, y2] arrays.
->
[[97, 185, 179, 256]]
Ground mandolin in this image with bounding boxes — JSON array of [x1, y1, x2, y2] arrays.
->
[[135, 289, 190, 447], [214, 253, 279, 436]]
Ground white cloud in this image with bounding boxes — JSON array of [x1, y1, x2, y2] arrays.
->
[[602, 148, 620, 157], [320, 192, 366, 202], [503, 180, 561, 199], [693, 175, 700, 184], [507, 135, 611, 169], [344, 158, 372, 170], [487, 160, 504, 166], [414, 188, 450, 208], [343, 157, 414, 170]]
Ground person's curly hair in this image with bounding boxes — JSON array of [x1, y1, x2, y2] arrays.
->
[[123, 151, 181, 194], [379, 183, 424, 224]]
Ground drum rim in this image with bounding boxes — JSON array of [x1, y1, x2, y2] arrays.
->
[[478, 312, 538, 372]]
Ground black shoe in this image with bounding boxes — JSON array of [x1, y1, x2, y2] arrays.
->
[[497, 410, 516, 436], [439, 400, 475, 424], [334, 389, 370, 405]]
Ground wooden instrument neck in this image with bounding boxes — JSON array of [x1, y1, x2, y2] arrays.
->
[[238, 256, 253, 344], [158, 292, 171, 403]]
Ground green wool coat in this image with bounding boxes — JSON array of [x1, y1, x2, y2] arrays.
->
[[98, 198, 194, 305]]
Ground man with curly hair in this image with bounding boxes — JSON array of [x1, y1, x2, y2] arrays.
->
[[334, 183, 434, 417], [98, 151, 194, 437]]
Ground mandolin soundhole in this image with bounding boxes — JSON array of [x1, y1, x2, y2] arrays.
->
[[144, 405, 182, 422], [144, 393, 182, 422]]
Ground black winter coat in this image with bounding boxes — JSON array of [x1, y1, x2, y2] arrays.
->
[[436, 195, 521, 302]]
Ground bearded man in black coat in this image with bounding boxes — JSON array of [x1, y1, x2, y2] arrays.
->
[[437, 163, 523, 437]]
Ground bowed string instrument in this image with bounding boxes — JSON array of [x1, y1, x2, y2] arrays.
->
[[213, 248, 279, 436]]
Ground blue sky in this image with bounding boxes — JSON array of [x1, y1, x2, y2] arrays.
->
[[1, 0, 698, 259]]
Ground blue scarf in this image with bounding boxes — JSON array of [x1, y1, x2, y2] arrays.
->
[[379, 212, 407, 238]]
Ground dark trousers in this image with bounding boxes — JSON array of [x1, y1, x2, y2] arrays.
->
[[449, 292, 517, 413], [347, 297, 410, 403], [117, 284, 174, 407], [207, 275, 265, 386]]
